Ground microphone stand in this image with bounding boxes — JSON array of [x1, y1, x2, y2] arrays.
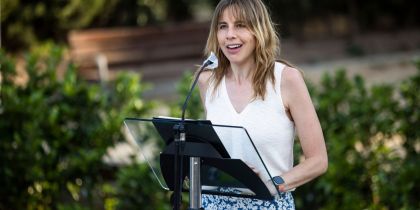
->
[[172, 60, 213, 210]]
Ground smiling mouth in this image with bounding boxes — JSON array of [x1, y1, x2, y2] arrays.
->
[[226, 44, 242, 49]]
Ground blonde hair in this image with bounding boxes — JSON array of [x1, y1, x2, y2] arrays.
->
[[204, 0, 280, 100]]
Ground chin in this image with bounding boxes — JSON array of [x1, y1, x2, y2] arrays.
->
[[226, 55, 244, 63]]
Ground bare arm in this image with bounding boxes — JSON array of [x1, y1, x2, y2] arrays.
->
[[279, 66, 328, 191]]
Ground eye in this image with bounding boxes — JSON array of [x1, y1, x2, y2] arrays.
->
[[218, 24, 227, 30], [236, 23, 246, 28]]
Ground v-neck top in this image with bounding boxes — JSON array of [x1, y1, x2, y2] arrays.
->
[[205, 62, 295, 192], [222, 75, 253, 115]]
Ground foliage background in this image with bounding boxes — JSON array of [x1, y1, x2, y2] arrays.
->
[[0, 46, 163, 209]]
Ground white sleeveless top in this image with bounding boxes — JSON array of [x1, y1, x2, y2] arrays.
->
[[205, 62, 295, 191]]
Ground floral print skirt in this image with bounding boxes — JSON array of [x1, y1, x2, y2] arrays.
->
[[202, 188, 295, 210]]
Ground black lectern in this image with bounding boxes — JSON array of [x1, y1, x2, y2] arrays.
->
[[124, 117, 282, 209]]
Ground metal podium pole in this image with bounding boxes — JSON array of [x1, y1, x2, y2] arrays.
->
[[189, 157, 202, 210], [179, 53, 216, 210], [173, 125, 203, 210]]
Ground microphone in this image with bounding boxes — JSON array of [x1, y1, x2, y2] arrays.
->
[[181, 52, 218, 121]]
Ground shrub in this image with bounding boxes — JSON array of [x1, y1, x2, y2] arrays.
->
[[0, 45, 156, 209], [113, 163, 171, 210]]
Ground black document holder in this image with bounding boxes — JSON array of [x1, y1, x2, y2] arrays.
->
[[123, 117, 281, 200]]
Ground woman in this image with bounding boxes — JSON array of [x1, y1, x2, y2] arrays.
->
[[197, 0, 328, 209]]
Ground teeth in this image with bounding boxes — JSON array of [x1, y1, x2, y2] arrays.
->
[[227, 44, 241, 49]]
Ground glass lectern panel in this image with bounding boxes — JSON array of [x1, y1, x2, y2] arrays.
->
[[124, 118, 169, 190], [202, 124, 278, 197], [123, 118, 280, 199]]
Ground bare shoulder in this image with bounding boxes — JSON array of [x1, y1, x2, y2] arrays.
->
[[198, 70, 213, 97], [282, 66, 305, 86], [198, 70, 213, 88], [197, 70, 213, 107], [281, 66, 309, 107]]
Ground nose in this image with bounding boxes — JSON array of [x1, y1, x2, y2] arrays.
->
[[226, 26, 236, 39]]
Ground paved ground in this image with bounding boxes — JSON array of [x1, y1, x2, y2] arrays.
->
[[301, 50, 420, 86]]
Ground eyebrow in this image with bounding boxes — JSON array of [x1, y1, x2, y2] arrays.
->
[[217, 20, 245, 25]]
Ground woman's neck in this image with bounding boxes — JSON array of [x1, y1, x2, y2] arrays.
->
[[228, 60, 256, 84]]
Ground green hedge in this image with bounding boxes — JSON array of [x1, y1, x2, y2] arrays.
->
[[0, 46, 162, 209], [293, 65, 420, 209]]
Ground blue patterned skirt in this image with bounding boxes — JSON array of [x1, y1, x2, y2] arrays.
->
[[202, 188, 295, 210]]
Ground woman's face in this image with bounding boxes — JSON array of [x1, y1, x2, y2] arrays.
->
[[217, 7, 256, 66]]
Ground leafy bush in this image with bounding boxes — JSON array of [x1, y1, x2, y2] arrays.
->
[[173, 63, 420, 209], [294, 64, 419, 210], [0, 45, 158, 209], [113, 163, 171, 210]]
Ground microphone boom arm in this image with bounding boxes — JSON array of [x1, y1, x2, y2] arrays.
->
[[180, 60, 213, 122]]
